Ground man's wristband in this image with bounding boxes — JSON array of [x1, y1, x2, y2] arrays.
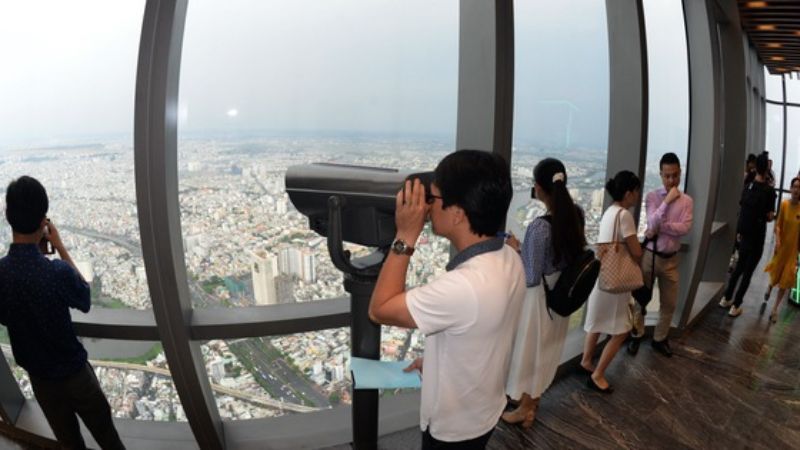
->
[[391, 238, 415, 256]]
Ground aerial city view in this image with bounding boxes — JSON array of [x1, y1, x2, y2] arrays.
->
[[0, 135, 613, 422]]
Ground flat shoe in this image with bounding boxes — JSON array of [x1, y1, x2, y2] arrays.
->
[[577, 365, 594, 376], [587, 377, 614, 394]]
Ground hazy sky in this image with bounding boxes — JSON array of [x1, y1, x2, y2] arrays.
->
[[0, 1, 144, 147], [0, 0, 773, 154]]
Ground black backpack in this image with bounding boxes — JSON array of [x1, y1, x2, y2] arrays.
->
[[538, 216, 600, 318], [541, 249, 600, 318]]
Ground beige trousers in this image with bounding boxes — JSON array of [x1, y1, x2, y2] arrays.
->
[[632, 250, 679, 342]]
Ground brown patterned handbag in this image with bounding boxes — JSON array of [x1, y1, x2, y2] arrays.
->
[[595, 208, 644, 293]]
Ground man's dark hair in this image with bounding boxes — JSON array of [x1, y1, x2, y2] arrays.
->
[[746, 153, 756, 164], [5, 176, 48, 234], [756, 152, 769, 175], [434, 150, 512, 237], [659, 152, 681, 170]]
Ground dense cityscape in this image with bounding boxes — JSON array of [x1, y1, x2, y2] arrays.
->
[[0, 136, 615, 422]]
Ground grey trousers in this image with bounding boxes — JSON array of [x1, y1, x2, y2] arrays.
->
[[30, 363, 125, 450]]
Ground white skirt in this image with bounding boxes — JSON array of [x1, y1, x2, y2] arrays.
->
[[505, 273, 570, 400], [583, 281, 633, 336]]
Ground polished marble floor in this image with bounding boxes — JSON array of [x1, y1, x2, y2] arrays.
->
[[352, 251, 800, 449]]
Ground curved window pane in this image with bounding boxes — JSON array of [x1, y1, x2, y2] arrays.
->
[[786, 76, 800, 105], [178, 0, 457, 308], [1, 338, 185, 422], [512, 0, 610, 249], [765, 103, 784, 188], [765, 67, 784, 102], [783, 107, 800, 190], [512, 0, 609, 334], [0, 1, 151, 310], [637, 0, 690, 313], [642, 0, 689, 200]]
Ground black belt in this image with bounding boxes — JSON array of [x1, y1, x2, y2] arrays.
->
[[645, 247, 677, 259]]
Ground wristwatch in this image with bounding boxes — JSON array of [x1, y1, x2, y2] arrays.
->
[[391, 238, 415, 256]]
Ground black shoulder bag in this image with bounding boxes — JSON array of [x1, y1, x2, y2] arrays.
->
[[631, 236, 657, 313]]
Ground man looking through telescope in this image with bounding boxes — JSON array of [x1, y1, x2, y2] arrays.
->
[[369, 150, 526, 449]]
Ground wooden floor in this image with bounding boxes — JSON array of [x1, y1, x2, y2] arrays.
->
[[352, 250, 800, 449]]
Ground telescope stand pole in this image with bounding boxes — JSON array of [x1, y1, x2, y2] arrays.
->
[[345, 276, 381, 450]]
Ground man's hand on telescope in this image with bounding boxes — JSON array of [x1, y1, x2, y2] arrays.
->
[[367, 179, 427, 329], [395, 178, 429, 244]]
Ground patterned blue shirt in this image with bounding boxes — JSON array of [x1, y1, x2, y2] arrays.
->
[[0, 244, 90, 379], [521, 216, 566, 287]]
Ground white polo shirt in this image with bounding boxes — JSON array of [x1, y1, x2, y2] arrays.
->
[[406, 244, 526, 442]]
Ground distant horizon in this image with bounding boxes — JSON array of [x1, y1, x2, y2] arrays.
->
[[0, 130, 608, 155]]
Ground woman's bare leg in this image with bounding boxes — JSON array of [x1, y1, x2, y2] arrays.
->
[[770, 288, 787, 323], [581, 332, 599, 372], [591, 333, 627, 389]]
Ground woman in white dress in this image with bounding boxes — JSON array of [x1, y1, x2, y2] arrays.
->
[[502, 158, 588, 429], [581, 170, 642, 393]]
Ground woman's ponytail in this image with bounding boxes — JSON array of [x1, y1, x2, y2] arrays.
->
[[534, 158, 587, 265]]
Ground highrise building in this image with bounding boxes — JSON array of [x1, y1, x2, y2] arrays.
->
[[251, 250, 278, 306], [209, 358, 226, 383], [301, 250, 316, 284], [274, 274, 295, 304], [591, 188, 605, 214], [278, 247, 316, 283]]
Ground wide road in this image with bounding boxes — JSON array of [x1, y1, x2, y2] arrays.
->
[[0, 344, 319, 413], [229, 339, 331, 408], [91, 360, 322, 413], [62, 225, 141, 256]]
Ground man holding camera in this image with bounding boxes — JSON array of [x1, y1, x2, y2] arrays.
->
[[369, 150, 526, 449], [0, 176, 124, 450]]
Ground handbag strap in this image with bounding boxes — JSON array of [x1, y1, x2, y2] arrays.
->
[[642, 235, 657, 286], [611, 207, 624, 250]]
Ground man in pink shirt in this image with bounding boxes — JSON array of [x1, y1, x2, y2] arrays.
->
[[628, 153, 693, 357]]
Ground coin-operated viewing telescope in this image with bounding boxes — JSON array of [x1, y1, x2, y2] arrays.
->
[[286, 163, 432, 248], [285, 163, 433, 450]]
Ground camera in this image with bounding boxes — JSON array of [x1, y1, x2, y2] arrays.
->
[[285, 163, 433, 247], [39, 220, 55, 255]]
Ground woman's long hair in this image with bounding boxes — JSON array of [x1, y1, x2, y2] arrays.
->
[[533, 158, 586, 265]]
